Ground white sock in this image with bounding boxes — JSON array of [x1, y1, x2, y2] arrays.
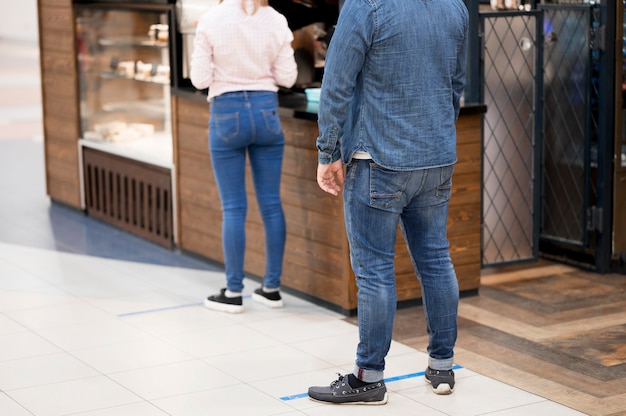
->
[[263, 286, 279, 293], [225, 290, 242, 298]]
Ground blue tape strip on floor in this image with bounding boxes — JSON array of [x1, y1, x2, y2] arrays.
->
[[280, 364, 463, 401], [117, 302, 203, 317], [118, 303, 463, 403], [116, 295, 253, 317]]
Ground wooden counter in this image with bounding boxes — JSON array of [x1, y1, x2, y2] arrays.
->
[[38, 0, 82, 209], [173, 92, 484, 315], [36, 1, 483, 310]]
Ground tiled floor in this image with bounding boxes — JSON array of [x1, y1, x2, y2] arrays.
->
[[0, 38, 588, 415]]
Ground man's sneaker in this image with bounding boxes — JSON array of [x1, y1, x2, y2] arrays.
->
[[308, 374, 388, 405], [252, 287, 284, 308], [204, 288, 243, 313], [425, 367, 455, 395]]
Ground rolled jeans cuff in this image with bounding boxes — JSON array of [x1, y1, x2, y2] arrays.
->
[[352, 365, 384, 383], [428, 356, 455, 371]]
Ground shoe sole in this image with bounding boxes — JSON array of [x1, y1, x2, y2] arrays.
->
[[203, 298, 243, 313], [308, 392, 388, 405], [425, 379, 453, 395], [252, 293, 284, 308]]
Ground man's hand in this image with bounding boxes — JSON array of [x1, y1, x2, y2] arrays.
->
[[317, 159, 344, 196]]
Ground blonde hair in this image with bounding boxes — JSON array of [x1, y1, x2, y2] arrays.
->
[[242, 0, 268, 14]]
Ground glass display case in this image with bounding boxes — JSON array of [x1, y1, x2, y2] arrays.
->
[[76, 3, 174, 168], [74, 2, 177, 248]]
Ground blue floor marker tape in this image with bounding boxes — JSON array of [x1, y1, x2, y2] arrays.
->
[[116, 295, 253, 317], [117, 302, 203, 317], [280, 364, 463, 401]]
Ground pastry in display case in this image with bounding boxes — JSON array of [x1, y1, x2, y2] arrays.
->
[[75, 2, 174, 168]]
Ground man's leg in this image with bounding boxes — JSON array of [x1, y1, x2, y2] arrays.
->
[[401, 165, 458, 394]]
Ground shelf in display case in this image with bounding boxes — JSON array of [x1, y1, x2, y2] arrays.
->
[[99, 98, 170, 118], [80, 131, 173, 170], [99, 37, 169, 49], [100, 70, 170, 85]]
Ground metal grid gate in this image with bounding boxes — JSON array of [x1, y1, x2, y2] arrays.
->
[[538, 2, 617, 273], [480, 2, 612, 271], [480, 10, 543, 266], [540, 4, 597, 247]]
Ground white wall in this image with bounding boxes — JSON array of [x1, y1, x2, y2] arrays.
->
[[0, 0, 39, 42]]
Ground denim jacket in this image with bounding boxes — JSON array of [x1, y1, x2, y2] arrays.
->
[[316, 0, 469, 171]]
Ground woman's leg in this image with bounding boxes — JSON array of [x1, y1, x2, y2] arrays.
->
[[209, 95, 252, 293], [247, 95, 286, 289]]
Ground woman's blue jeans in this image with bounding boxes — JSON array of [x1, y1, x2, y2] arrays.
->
[[209, 91, 286, 293], [344, 159, 459, 382]]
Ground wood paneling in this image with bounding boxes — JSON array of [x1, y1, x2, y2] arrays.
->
[[175, 97, 355, 312], [41, 51, 77, 79], [40, 0, 72, 7], [175, 96, 483, 314], [38, 0, 81, 208], [39, 5, 74, 32], [82, 148, 173, 248]]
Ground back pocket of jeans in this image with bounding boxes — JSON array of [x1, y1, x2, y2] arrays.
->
[[261, 109, 282, 135], [369, 163, 408, 209], [435, 165, 453, 201], [213, 112, 239, 142]]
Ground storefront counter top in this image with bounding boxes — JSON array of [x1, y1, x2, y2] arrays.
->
[[173, 86, 486, 122]]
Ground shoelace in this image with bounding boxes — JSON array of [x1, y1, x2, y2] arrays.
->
[[330, 373, 346, 388]]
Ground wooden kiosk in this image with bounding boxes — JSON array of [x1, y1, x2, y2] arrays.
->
[[38, 0, 484, 314]]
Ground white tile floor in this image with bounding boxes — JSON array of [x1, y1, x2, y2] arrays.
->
[[0, 38, 588, 415], [0, 242, 588, 416]]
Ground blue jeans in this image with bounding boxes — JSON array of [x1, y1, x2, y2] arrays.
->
[[209, 91, 286, 293], [344, 159, 459, 382]]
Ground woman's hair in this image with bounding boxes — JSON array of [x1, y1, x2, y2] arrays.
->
[[241, 0, 268, 14]]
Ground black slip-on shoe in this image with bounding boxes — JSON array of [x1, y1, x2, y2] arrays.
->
[[251, 287, 284, 308], [204, 288, 243, 314]]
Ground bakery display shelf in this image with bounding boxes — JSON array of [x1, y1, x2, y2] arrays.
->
[[100, 71, 170, 85], [99, 99, 169, 119], [80, 131, 173, 169], [99, 36, 168, 49]]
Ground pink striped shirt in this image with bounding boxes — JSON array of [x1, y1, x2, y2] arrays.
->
[[190, 0, 298, 100]]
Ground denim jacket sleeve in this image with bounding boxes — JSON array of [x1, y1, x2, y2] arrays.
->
[[452, 20, 468, 121], [316, 0, 374, 165]]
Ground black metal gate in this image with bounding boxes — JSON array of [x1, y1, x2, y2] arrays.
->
[[479, 2, 615, 272], [538, 3, 614, 273], [480, 10, 543, 267]]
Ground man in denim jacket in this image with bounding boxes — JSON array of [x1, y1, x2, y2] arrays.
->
[[308, 0, 469, 405]]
